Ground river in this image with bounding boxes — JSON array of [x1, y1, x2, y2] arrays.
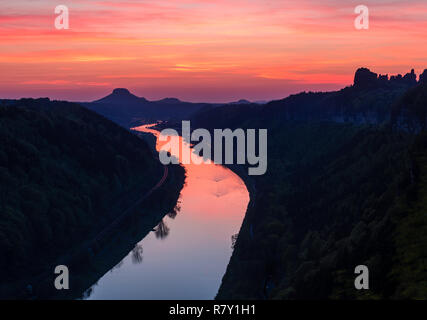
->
[[85, 124, 250, 300]]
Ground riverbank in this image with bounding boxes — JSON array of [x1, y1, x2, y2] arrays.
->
[[44, 162, 185, 299], [147, 121, 258, 299], [215, 122, 427, 299], [0, 111, 186, 299]]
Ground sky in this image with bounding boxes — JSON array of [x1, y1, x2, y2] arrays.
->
[[0, 0, 426, 102]]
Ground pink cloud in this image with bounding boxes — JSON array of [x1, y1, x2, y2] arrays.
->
[[0, 0, 426, 101]]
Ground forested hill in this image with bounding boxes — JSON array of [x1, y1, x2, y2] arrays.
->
[[192, 68, 426, 127], [0, 98, 166, 284], [190, 69, 427, 299]]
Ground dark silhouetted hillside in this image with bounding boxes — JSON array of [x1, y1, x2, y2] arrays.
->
[[84, 89, 216, 127], [392, 81, 427, 132], [190, 68, 427, 299], [192, 68, 422, 128], [0, 98, 181, 286]]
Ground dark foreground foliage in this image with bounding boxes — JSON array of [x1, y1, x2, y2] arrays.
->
[[0, 99, 166, 283], [192, 77, 427, 299]]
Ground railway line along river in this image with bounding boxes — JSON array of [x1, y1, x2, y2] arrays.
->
[[85, 124, 250, 299]]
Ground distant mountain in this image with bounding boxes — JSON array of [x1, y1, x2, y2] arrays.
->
[[254, 100, 268, 105], [83, 89, 216, 127], [264, 67, 425, 124], [230, 99, 251, 105], [155, 98, 182, 104], [228, 99, 267, 105], [93, 88, 147, 104]]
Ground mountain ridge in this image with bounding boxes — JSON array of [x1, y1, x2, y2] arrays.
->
[[93, 88, 147, 104]]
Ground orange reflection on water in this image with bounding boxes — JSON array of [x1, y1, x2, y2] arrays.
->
[[133, 123, 249, 221]]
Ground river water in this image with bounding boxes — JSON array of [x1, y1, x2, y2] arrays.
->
[[86, 124, 249, 300]]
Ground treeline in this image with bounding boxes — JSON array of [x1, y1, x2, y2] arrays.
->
[[217, 124, 421, 299], [0, 99, 164, 283], [192, 69, 416, 128], [391, 82, 427, 132]]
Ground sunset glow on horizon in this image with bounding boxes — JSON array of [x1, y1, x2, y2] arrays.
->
[[1, 0, 426, 102]]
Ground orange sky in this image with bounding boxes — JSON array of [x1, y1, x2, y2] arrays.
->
[[0, 0, 426, 102]]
